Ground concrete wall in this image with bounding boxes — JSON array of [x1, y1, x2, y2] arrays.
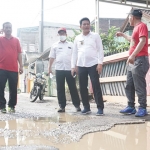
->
[[18, 22, 79, 53], [43, 27, 75, 51]]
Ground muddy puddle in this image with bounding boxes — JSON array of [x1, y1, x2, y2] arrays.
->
[[0, 114, 150, 150], [0, 113, 83, 129]]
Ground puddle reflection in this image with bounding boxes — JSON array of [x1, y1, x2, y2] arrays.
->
[[0, 118, 57, 131], [0, 117, 150, 150], [60, 122, 150, 150], [0, 113, 84, 147], [0, 113, 80, 131], [32, 113, 81, 123]]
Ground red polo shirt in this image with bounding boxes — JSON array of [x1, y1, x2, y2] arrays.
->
[[129, 22, 148, 56], [0, 36, 22, 72]]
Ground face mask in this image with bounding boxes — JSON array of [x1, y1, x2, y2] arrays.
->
[[60, 35, 67, 41]]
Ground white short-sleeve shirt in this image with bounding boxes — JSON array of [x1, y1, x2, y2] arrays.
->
[[49, 41, 73, 70]]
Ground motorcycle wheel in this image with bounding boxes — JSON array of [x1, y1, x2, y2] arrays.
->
[[30, 86, 40, 102], [39, 93, 44, 100]]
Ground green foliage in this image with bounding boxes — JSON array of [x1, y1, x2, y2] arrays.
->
[[100, 26, 119, 52], [116, 40, 130, 51], [100, 26, 129, 53]]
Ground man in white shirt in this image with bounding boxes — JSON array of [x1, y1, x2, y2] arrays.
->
[[49, 28, 81, 113], [71, 17, 104, 115]]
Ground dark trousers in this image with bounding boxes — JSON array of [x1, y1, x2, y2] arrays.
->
[[56, 70, 80, 108], [78, 64, 104, 109], [125, 56, 149, 109], [0, 69, 18, 109]]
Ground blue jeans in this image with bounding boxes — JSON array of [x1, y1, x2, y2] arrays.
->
[[125, 56, 149, 109]]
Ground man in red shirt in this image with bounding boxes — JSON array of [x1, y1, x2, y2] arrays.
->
[[116, 9, 149, 117], [0, 22, 23, 113]]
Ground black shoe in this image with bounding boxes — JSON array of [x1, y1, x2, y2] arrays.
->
[[57, 108, 65, 113], [1, 108, 6, 113], [81, 108, 91, 114], [8, 107, 15, 113], [75, 106, 81, 112], [96, 108, 104, 116]]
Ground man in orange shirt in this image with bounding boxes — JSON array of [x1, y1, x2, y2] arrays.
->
[[116, 9, 149, 117], [0, 22, 23, 113]]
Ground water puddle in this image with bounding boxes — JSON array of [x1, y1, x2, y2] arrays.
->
[[0, 118, 149, 150], [0, 118, 57, 131], [32, 113, 83, 123], [0, 113, 82, 131], [62, 122, 150, 150], [0, 113, 87, 147]]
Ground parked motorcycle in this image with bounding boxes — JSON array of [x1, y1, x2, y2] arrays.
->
[[29, 72, 47, 102]]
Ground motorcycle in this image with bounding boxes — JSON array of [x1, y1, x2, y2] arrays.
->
[[29, 72, 47, 102]]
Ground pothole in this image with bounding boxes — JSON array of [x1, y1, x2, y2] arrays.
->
[[0, 122, 149, 150]]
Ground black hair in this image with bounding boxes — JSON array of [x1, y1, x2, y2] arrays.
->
[[3, 22, 12, 29], [79, 17, 90, 26]]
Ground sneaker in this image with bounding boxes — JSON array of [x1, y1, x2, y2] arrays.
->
[[120, 106, 136, 114], [81, 108, 91, 114], [135, 108, 148, 117], [75, 106, 81, 112], [8, 107, 15, 113], [1, 108, 6, 113], [57, 108, 65, 113], [96, 108, 104, 116]]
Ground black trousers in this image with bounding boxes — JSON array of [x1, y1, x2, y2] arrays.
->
[[78, 64, 104, 109], [56, 70, 80, 108], [0, 69, 18, 109]]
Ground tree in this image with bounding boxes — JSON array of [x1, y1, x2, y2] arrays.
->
[[100, 26, 129, 54]]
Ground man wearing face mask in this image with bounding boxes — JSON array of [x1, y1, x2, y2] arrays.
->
[[116, 9, 149, 117], [48, 28, 81, 112]]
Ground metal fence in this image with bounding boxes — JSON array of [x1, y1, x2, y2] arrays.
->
[[100, 59, 127, 96], [101, 81, 126, 96], [100, 60, 127, 78]]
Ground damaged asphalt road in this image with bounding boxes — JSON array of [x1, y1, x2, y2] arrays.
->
[[0, 93, 149, 150]]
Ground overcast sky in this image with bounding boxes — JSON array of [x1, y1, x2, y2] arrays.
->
[[0, 0, 131, 35]]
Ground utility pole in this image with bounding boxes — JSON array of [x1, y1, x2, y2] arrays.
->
[[39, 0, 44, 53], [95, 0, 99, 34]]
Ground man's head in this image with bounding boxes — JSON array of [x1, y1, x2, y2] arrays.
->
[[58, 28, 67, 42], [128, 9, 142, 26], [80, 17, 90, 34], [2, 22, 12, 36]]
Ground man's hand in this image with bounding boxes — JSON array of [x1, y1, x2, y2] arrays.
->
[[48, 68, 53, 74], [71, 66, 78, 76], [19, 66, 23, 74], [96, 64, 103, 74], [116, 32, 124, 37], [127, 55, 135, 64], [71, 68, 76, 76]]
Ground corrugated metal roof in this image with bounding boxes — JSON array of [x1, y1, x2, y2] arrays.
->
[[99, 0, 150, 9]]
